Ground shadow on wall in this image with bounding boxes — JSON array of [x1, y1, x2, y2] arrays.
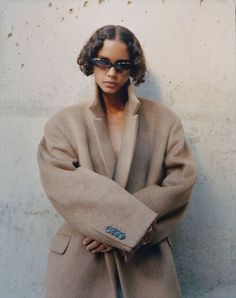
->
[[172, 148, 232, 297], [134, 70, 161, 103]]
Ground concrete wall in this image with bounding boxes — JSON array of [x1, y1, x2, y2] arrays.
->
[[0, 0, 235, 297]]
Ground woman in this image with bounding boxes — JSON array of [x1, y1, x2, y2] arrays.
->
[[37, 25, 197, 298]]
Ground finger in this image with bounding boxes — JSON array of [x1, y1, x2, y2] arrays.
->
[[146, 231, 155, 244], [141, 239, 149, 245], [153, 223, 157, 231], [146, 230, 155, 240], [141, 232, 153, 245], [86, 240, 101, 251], [100, 245, 112, 253], [91, 243, 108, 253], [95, 243, 112, 253], [91, 243, 112, 253], [83, 237, 93, 245], [141, 234, 150, 244]]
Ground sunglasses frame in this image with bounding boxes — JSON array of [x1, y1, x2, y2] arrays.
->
[[91, 57, 132, 73]]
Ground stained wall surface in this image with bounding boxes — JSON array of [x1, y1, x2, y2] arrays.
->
[[0, 1, 235, 297]]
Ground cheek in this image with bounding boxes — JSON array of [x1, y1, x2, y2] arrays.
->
[[93, 69, 102, 82], [121, 74, 130, 84]]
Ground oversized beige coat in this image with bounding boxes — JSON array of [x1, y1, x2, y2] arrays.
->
[[37, 78, 197, 298]]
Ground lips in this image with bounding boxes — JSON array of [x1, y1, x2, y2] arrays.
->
[[104, 81, 117, 85], [104, 81, 118, 88]]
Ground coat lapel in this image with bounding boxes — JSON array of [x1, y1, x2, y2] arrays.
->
[[87, 78, 140, 189]]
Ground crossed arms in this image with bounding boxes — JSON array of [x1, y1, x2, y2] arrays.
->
[[37, 116, 197, 263]]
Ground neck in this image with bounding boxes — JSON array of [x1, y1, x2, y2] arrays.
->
[[99, 84, 129, 114]]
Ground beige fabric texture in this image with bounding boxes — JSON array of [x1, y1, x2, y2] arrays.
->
[[37, 79, 197, 298]]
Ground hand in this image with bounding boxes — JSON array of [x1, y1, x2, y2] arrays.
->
[[82, 236, 113, 253], [140, 221, 157, 246]]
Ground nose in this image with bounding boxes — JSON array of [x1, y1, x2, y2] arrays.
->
[[107, 66, 117, 77]]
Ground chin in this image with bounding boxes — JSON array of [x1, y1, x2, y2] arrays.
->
[[101, 86, 120, 94]]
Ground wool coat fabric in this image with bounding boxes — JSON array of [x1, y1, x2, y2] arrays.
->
[[37, 79, 197, 298]]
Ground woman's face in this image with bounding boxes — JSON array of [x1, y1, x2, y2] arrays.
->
[[93, 38, 131, 95]]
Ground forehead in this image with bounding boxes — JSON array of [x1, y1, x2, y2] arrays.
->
[[97, 39, 130, 61]]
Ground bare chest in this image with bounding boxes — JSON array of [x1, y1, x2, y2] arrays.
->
[[106, 112, 125, 160]]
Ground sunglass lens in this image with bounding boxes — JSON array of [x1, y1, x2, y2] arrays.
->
[[92, 59, 131, 73], [95, 59, 110, 68], [116, 63, 131, 73]]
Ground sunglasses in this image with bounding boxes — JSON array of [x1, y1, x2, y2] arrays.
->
[[91, 57, 132, 73]]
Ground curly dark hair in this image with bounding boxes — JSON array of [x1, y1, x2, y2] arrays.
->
[[77, 25, 147, 86]]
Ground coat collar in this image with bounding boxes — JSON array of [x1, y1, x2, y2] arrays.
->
[[87, 78, 140, 189], [88, 78, 140, 118]]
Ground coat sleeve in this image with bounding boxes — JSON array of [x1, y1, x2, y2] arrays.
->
[[121, 117, 198, 262], [37, 118, 158, 253]]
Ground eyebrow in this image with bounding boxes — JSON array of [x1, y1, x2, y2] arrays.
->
[[97, 55, 130, 63]]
